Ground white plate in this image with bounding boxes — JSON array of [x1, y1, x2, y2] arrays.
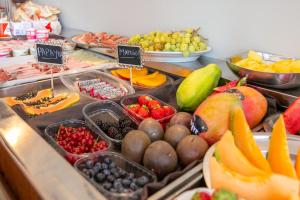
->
[[174, 187, 213, 200], [203, 133, 300, 188], [143, 47, 211, 62]]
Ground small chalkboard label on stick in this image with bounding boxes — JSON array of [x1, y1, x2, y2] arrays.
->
[[117, 45, 142, 67], [36, 43, 63, 65]]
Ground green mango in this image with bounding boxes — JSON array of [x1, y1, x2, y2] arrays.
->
[[176, 64, 221, 111]]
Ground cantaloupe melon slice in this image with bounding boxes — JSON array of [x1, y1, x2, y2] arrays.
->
[[268, 115, 297, 179], [230, 107, 271, 172], [215, 131, 267, 176], [210, 157, 299, 200]]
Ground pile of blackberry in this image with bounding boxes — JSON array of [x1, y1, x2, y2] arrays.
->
[[80, 157, 150, 194], [96, 117, 137, 140]]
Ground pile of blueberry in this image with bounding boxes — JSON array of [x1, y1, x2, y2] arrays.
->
[[96, 117, 137, 140], [80, 157, 150, 194]]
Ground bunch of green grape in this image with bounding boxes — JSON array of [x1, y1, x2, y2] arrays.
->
[[128, 28, 208, 57]]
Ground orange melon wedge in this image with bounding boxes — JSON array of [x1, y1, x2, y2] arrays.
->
[[268, 115, 297, 179], [136, 73, 166, 88], [210, 157, 299, 200], [295, 148, 300, 179], [215, 131, 267, 176], [132, 71, 159, 84], [230, 107, 271, 172], [112, 68, 148, 80]]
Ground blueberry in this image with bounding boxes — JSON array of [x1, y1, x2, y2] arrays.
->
[[95, 162, 102, 170], [107, 175, 115, 182], [122, 179, 131, 188], [95, 173, 106, 183], [113, 181, 122, 189], [110, 188, 117, 193], [113, 171, 120, 178], [93, 165, 101, 173], [128, 173, 135, 179], [90, 169, 98, 177], [102, 163, 108, 169], [103, 182, 112, 190], [110, 167, 117, 174], [119, 169, 127, 177], [104, 157, 112, 164], [109, 162, 116, 168], [103, 169, 111, 176], [130, 182, 138, 190], [136, 176, 150, 187], [85, 160, 94, 169]]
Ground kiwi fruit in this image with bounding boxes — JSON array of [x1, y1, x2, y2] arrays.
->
[[138, 118, 164, 142], [164, 125, 191, 148], [169, 112, 192, 129], [121, 130, 151, 164], [143, 141, 177, 177], [176, 135, 208, 166]]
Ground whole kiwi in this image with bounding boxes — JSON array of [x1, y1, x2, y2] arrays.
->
[[176, 135, 208, 166], [164, 125, 191, 148], [121, 130, 151, 164], [169, 112, 192, 129], [143, 141, 178, 177], [138, 118, 164, 142]]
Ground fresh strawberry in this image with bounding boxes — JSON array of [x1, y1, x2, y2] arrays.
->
[[148, 100, 161, 110], [151, 107, 165, 119], [138, 95, 152, 106], [127, 104, 141, 114], [163, 106, 174, 117], [137, 105, 150, 118], [199, 191, 212, 200]]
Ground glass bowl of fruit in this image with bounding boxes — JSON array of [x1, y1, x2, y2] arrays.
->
[[120, 94, 177, 127], [44, 119, 111, 164], [82, 100, 139, 147], [75, 151, 157, 200]]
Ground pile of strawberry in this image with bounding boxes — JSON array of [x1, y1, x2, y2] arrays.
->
[[127, 95, 175, 120]]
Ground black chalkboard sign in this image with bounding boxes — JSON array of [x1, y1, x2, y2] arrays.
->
[[36, 43, 63, 65], [117, 45, 142, 67]]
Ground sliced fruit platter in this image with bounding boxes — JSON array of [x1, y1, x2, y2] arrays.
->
[[227, 50, 300, 89], [72, 32, 129, 49], [128, 28, 211, 62], [108, 67, 172, 89], [60, 70, 135, 101]]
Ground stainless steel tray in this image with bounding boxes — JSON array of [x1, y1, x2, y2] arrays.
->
[[226, 51, 300, 89]]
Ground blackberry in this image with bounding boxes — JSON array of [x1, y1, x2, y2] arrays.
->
[[107, 126, 119, 138], [119, 118, 132, 128], [95, 120, 102, 127], [100, 123, 110, 132], [122, 127, 133, 136], [114, 134, 123, 140]]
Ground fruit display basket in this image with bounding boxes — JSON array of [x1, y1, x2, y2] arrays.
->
[[142, 47, 211, 63], [44, 119, 111, 164], [82, 100, 139, 147], [120, 94, 177, 125], [75, 151, 157, 200], [226, 51, 300, 89], [60, 70, 135, 101], [105, 67, 174, 90]]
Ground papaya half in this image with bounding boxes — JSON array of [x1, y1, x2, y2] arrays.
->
[[176, 64, 221, 112]]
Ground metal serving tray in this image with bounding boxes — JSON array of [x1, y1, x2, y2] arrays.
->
[[226, 51, 300, 89]]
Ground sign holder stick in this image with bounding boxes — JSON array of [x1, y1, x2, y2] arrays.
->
[[50, 66, 54, 97], [129, 66, 133, 86]]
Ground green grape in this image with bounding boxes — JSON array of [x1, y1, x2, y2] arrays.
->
[[183, 37, 190, 44], [149, 45, 154, 51], [199, 42, 207, 50], [183, 51, 190, 57], [170, 44, 176, 51], [180, 43, 188, 51], [185, 28, 193, 34], [166, 37, 172, 43], [160, 36, 166, 43], [150, 31, 155, 37], [192, 36, 201, 43], [175, 43, 181, 48], [154, 37, 160, 43], [144, 48, 149, 51], [171, 39, 176, 45], [174, 48, 180, 52], [188, 45, 196, 53], [164, 43, 171, 50], [184, 33, 191, 38]]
